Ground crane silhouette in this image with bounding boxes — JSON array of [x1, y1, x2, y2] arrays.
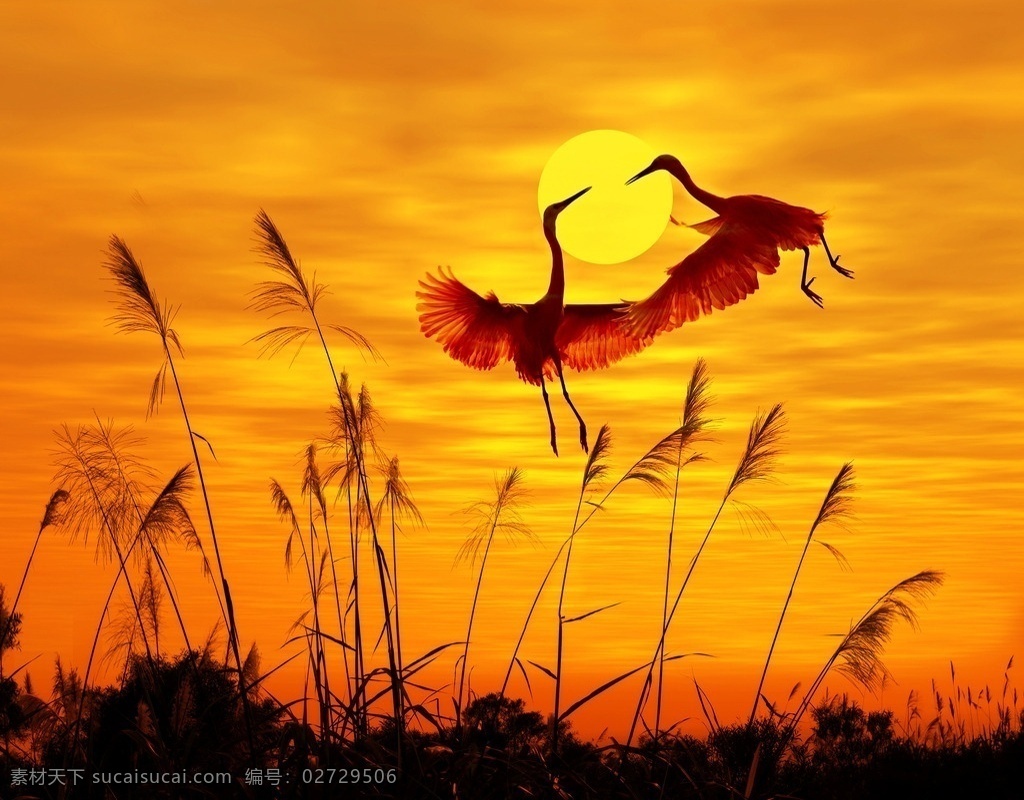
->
[[624, 154, 853, 339], [417, 187, 652, 456]]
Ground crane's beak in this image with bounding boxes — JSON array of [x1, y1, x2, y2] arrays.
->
[[625, 164, 657, 186], [557, 185, 591, 208], [544, 186, 591, 220]]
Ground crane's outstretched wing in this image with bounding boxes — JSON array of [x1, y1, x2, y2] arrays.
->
[[626, 224, 781, 340], [557, 303, 652, 371], [417, 267, 526, 370]]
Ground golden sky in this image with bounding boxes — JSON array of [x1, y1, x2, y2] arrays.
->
[[2, 1, 1023, 737]]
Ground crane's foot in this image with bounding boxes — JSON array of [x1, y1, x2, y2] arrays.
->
[[801, 277, 824, 308], [579, 424, 589, 455], [830, 254, 854, 279], [550, 437, 559, 457]]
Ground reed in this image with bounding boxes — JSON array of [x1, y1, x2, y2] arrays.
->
[[748, 462, 855, 727], [251, 211, 405, 746], [626, 403, 786, 746], [790, 569, 945, 733], [376, 456, 424, 721], [104, 238, 247, 704], [301, 445, 334, 737], [654, 358, 713, 738], [49, 423, 206, 767], [271, 462, 332, 742], [455, 468, 531, 731], [88, 420, 195, 655], [54, 424, 155, 669], [501, 363, 715, 702], [0, 491, 67, 676], [326, 377, 372, 735]]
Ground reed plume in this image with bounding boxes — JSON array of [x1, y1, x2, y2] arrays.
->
[[790, 570, 944, 734], [376, 456, 423, 710], [501, 382, 715, 703], [1, 490, 69, 674], [104, 237, 248, 723], [54, 424, 154, 664], [88, 420, 196, 654], [250, 209, 379, 363], [748, 463, 855, 726], [627, 403, 786, 745], [251, 212, 400, 746], [655, 358, 713, 738], [456, 468, 531, 730]]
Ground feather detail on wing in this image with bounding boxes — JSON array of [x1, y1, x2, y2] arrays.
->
[[416, 267, 526, 370], [687, 216, 726, 236], [626, 225, 781, 340], [731, 195, 827, 251], [557, 303, 652, 371]]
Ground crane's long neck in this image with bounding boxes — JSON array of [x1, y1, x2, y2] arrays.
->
[[667, 162, 726, 213], [544, 225, 565, 299]]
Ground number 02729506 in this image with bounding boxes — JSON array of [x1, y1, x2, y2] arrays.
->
[[301, 768, 397, 784]]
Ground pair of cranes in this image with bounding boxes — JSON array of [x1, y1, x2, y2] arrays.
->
[[417, 154, 853, 455]]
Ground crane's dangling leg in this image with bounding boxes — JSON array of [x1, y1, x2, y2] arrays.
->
[[541, 377, 558, 456], [800, 247, 824, 308], [819, 233, 854, 278], [553, 358, 589, 454]]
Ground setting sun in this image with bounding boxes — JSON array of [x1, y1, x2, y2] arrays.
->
[[537, 129, 672, 264]]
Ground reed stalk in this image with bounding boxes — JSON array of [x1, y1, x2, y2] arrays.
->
[[748, 462, 855, 727], [456, 468, 530, 731], [1, 491, 68, 675], [626, 403, 786, 746], [500, 366, 714, 701], [88, 420, 194, 655], [654, 360, 712, 738], [250, 211, 389, 741], [789, 570, 944, 734], [104, 239, 248, 712], [377, 457, 423, 718]]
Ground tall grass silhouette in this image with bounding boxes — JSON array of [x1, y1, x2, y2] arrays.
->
[[627, 401, 787, 746], [3, 223, 1006, 800], [455, 468, 531, 731], [653, 359, 713, 739], [500, 362, 716, 704], [252, 211, 446, 766], [270, 450, 335, 741], [104, 239, 246, 717], [789, 569, 945, 733], [749, 462, 855, 726], [0, 491, 67, 675], [377, 456, 423, 722]]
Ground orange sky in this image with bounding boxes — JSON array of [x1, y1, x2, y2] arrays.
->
[[2, 1, 1023, 739]]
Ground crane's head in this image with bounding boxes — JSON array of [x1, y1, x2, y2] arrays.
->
[[542, 186, 591, 233], [625, 154, 682, 185]]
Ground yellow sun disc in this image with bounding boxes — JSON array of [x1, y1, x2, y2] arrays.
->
[[537, 130, 672, 265]]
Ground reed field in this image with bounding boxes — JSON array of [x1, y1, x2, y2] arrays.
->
[[1, 219, 1020, 799]]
